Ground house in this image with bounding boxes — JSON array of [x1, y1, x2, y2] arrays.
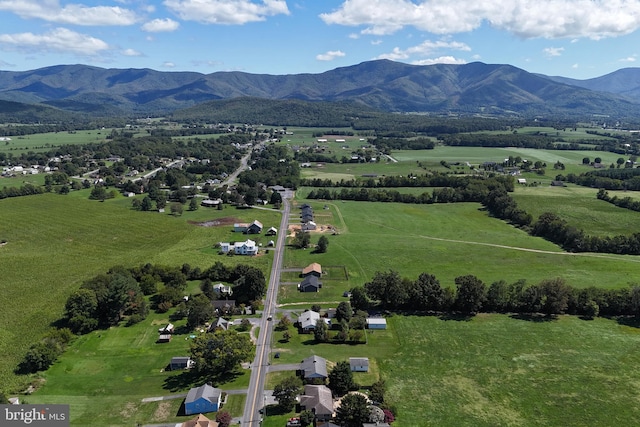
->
[[299, 355, 328, 380], [170, 356, 193, 370], [298, 275, 322, 292], [302, 221, 317, 231], [215, 317, 230, 331], [366, 318, 387, 329], [349, 357, 369, 372], [299, 385, 334, 421], [157, 334, 172, 343], [298, 310, 322, 332], [158, 323, 174, 333], [517, 178, 527, 184], [212, 300, 236, 316], [213, 283, 233, 296], [184, 384, 222, 415], [246, 220, 263, 234], [219, 239, 258, 255], [265, 226, 278, 236], [302, 263, 322, 277], [201, 199, 222, 208]]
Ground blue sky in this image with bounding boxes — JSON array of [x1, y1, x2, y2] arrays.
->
[[0, 0, 638, 79]]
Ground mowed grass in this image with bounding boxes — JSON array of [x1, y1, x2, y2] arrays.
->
[[383, 314, 640, 427], [28, 308, 251, 426], [0, 192, 279, 393], [282, 197, 640, 299], [512, 185, 640, 237]]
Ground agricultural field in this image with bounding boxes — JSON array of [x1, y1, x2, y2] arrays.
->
[[0, 191, 278, 393], [262, 313, 640, 427], [282, 197, 640, 301], [512, 185, 640, 237], [0, 129, 113, 154]]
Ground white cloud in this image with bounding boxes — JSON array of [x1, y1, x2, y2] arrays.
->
[[620, 55, 637, 62], [320, 0, 640, 39], [371, 39, 383, 45], [412, 56, 467, 65], [122, 48, 143, 56], [543, 47, 565, 57], [162, 61, 176, 68], [572, 63, 579, 68], [376, 39, 470, 61], [163, 0, 289, 24], [0, 27, 110, 55], [142, 18, 180, 32], [0, 0, 138, 26], [316, 50, 346, 61]]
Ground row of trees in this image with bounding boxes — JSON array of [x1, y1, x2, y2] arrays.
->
[[358, 270, 640, 318], [597, 188, 640, 212]]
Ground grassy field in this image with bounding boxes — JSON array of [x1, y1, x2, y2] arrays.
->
[[512, 185, 640, 237], [282, 197, 640, 301], [262, 313, 640, 427], [0, 130, 112, 154], [0, 191, 278, 393]]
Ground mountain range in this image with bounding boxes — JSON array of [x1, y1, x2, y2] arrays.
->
[[1, 60, 640, 118]]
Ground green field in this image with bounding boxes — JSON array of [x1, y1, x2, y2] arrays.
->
[[0, 191, 278, 393], [282, 198, 640, 301], [0, 130, 112, 154]]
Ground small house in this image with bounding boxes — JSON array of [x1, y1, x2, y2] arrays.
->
[[298, 275, 322, 292], [184, 384, 222, 415], [302, 263, 322, 277], [349, 357, 369, 372], [246, 220, 263, 234], [298, 310, 322, 333], [213, 283, 233, 296], [302, 221, 317, 231], [265, 226, 278, 236], [158, 334, 172, 343], [170, 357, 193, 370], [212, 300, 236, 316], [298, 385, 334, 421], [299, 355, 328, 380], [201, 199, 222, 208], [366, 318, 387, 330]]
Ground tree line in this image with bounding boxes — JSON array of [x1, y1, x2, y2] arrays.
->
[[597, 188, 640, 212], [356, 270, 640, 319]]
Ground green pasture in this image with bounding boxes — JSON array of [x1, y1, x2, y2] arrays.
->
[[0, 130, 112, 154], [28, 307, 251, 426], [482, 126, 619, 142], [0, 192, 279, 393], [283, 197, 640, 294], [265, 313, 640, 427], [0, 173, 46, 187], [512, 185, 640, 237]]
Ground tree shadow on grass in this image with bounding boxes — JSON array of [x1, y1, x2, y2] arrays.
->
[[438, 313, 474, 322], [613, 315, 640, 328], [163, 370, 199, 392], [263, 403, 288, 416], [509, 313, 557, 322]]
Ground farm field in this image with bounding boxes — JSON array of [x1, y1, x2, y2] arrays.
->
[[281, 198, 640, 304], [0, 191, 278, 393], [262, 313, 640, 427], [0, 130, 113, 154], [511, 185, 640, 237]]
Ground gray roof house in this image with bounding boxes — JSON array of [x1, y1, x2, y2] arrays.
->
[[299, 355, 328, 380], [298, 310, 323, 332], [299, 384, 334, 421], [298, 275, 322, 292], [184, 384, 222, 415], [170, 356, 193, 371], [349, 357, 369, 372]]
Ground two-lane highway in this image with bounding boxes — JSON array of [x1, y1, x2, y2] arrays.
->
[[242, 194, 291, 425]]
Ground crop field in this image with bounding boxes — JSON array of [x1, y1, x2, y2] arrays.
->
[[282, 197, 640, 298], [481, 126, 620, 141], [512, 185, 640, 237], [0, 192, 278, 393]]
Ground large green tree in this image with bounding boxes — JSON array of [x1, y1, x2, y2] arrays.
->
[[328, 361, 355, 396], [335, 393, 370, 427], [272, 376, 303, 411], [314, 318, 329, 342], [187, 294, 216, 328], [454, 275, 486, 314], [191, 330, 253, 381]]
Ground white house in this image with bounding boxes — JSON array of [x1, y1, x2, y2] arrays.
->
[[213, 283, 233, 296], [349, 357, 369, 372], [220, 239, 258, 255]]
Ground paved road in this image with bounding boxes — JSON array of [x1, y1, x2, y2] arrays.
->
[[242, 194, 291, 426]]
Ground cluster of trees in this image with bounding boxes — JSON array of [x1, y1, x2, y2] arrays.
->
[[358, 270, 640, 319], [190, 329, 253, 383], [309, 302, 367, 344], [561, 167, 640, 191], [597, 188, 640, 212], [370, 136, 435, 151], [0, 183, 45, 199], [238, 144, 300, 189], [18, 328, 74, 373]]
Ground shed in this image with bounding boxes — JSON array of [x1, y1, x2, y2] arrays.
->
[[302, 263, 322, 277], [158, 334, 172, 343], [184, 384, 222, 415], [246, 220, 263, 234], [170, 357, 193, 370], [349, 357, 369, 372], [265, 226, 278, 236], [366, 318, 387, 329]]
